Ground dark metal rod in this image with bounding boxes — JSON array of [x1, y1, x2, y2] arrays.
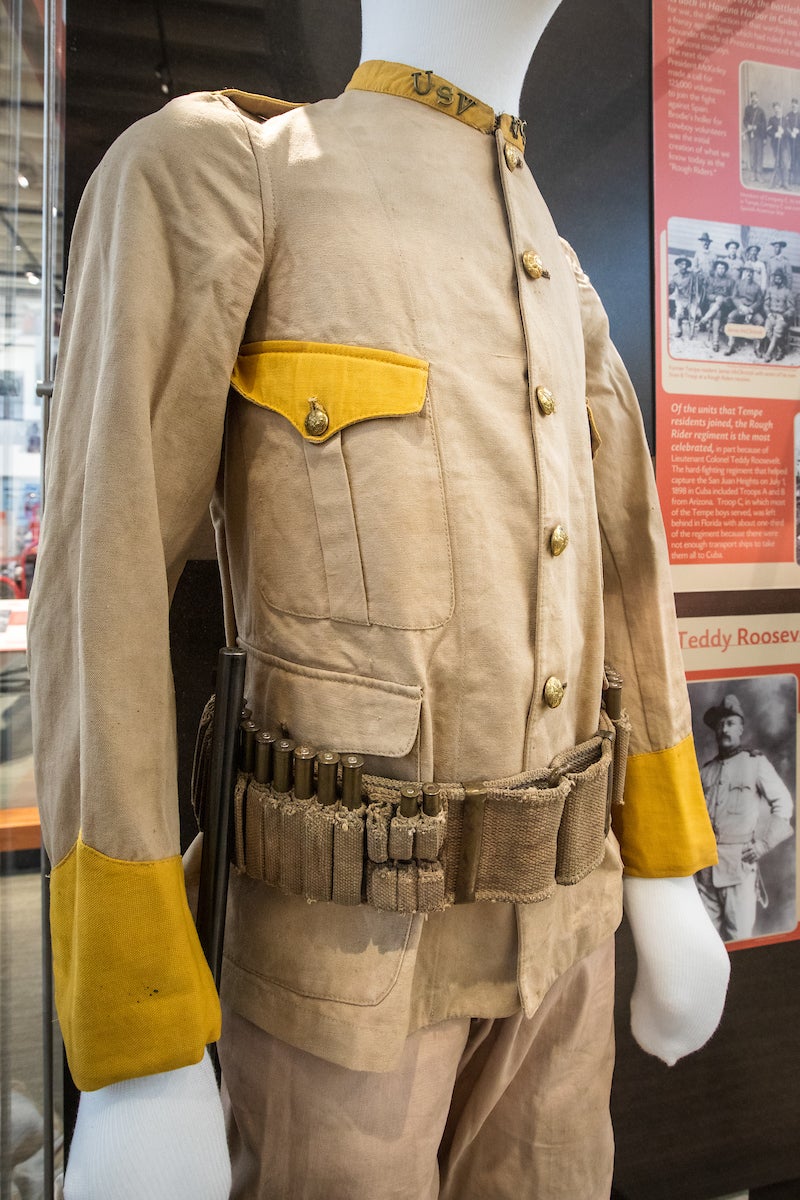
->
[[195, 648, 246, 991], [39, 0, 61, 1189], [39, 0, 59, 519]]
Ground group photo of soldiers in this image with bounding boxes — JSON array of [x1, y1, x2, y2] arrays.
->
[[690, 675, 796, 945], [740, 61, 800, 192], [667, 216, 799, 364]]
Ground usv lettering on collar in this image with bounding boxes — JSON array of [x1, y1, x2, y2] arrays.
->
[[346, 61, 527, 153], [410, 69, 478, 117]]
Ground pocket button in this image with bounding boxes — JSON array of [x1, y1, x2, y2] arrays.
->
[[305, 398, 329, 437]]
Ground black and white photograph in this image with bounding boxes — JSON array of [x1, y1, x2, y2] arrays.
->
[[690, 674, 797, 945], [667, 216, 800, 364], [740, 61, 800, 194]]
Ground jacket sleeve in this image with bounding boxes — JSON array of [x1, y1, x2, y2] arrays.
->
[[28, 93, 268, 1090], [561, 240, 717, 878]]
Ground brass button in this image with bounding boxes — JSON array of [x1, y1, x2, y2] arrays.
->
[[504, 143, 521, 171], [550, 525, 569, 556], [543, 677, 567, 708], [305, 398, 329, 437], [522, 250, 550, 280], [535, 386, 556, 415]]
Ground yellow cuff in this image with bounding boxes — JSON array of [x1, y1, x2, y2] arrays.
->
[[612, 734, 718, 877], [51, 836, 221, 1091]]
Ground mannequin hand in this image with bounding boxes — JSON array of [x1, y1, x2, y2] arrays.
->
[[64, 1050, 230, 1200], [623, 875, 730, 1066]]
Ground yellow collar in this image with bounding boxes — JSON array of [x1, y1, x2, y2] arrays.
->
[[346, 61, 526, 152]]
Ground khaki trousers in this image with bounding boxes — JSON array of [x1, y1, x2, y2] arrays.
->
[[219, 936, 615, 1199]]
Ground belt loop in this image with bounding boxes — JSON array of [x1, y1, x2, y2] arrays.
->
[[455, 782, 486, 904]]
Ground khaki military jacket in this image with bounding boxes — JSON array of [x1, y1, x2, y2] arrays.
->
[[29, 62, 716, 1091]]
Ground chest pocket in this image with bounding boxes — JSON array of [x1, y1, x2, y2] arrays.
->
[[231, 341, 454, 630]]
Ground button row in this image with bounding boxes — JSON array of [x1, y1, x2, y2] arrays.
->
[[503, 135, 566, 714]]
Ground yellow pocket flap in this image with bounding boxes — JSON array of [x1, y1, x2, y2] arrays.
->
[[231, 340, 430, 442]]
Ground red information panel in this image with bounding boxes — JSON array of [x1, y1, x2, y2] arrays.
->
[[653, 0, 800, 591]]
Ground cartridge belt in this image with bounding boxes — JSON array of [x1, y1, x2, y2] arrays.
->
[[193, 697, 631, 914]]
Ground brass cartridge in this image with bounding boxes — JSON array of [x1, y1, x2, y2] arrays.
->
[[316, 751, 339, 807], [273, 738, 296, 794], [254, 730, 278, 785], [239, 719, 258, 774], [422, 783, 442, 816], [293, 745, 316, 800], [340, 754, 364, 810], [604, 668, 624, 721], [399, 784, 421, 818]]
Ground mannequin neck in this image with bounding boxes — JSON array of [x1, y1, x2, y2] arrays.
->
[[359, 0, 563, 116]]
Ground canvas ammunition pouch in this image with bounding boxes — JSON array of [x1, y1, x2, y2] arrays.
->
[[192, 697, 630, 915]]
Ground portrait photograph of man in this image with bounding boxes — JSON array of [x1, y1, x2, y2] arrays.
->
[[690, 676, 797, 945]]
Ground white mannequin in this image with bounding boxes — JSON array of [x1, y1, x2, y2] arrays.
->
[[63, 2, 730, 1196]]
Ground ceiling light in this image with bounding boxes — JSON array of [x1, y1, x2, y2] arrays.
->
[[26, 271, 39, 285], [18, 174, 30, 188]]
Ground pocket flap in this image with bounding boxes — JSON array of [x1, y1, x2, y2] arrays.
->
[[231, 340, 429, 442], [246, 647, 422, 758]]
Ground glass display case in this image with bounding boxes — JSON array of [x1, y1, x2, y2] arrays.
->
[[1, 0, 64, 1196], [2, 3, 798, 1198]]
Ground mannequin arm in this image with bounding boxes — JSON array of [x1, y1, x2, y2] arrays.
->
[[567, 240, 726, 1058], [63, 1052, 230, 1200], [623, 875, 730, 1065]]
